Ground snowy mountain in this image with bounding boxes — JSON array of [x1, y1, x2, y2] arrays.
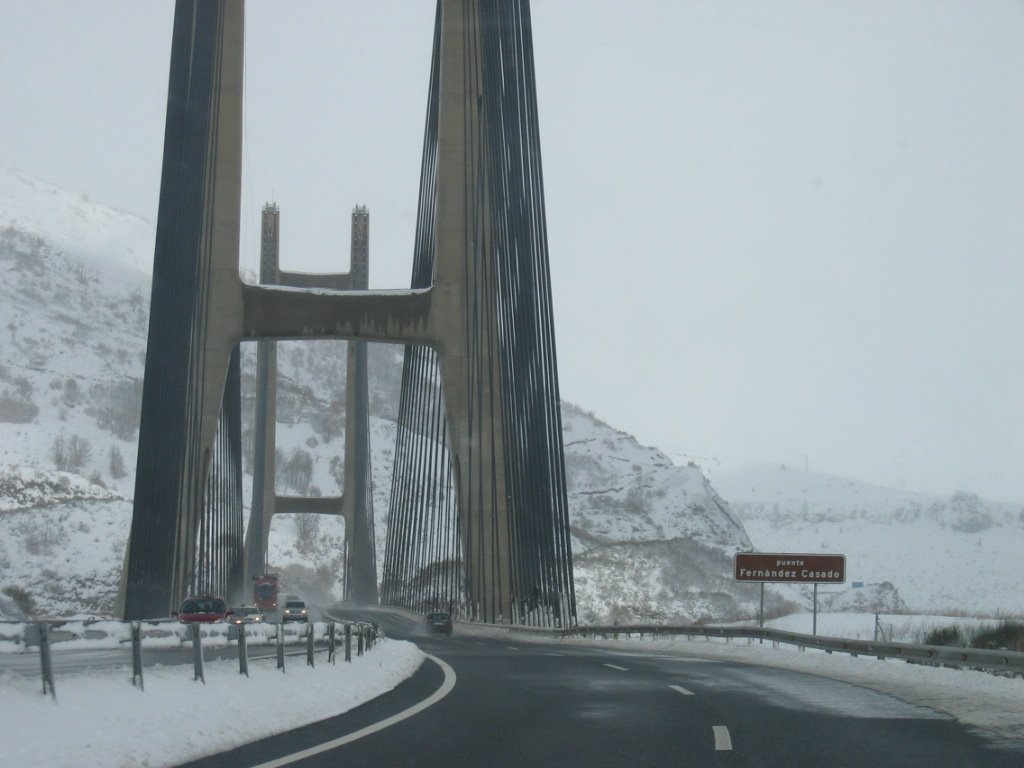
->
[[560, 405, 759, 622], [0, 169, 755, 622], [715, 465, 1024, 615]]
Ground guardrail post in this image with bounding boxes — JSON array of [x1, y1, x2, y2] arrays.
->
[[131, 621, 144, 691], [345, 623, 352, 662], [328, 622, 336, 664], [276, 623, 285, 672], [190, 623, 205, 683], [238, 624, 249, 677], [306, 623, 315, 667], [39, 622, 56, 700]]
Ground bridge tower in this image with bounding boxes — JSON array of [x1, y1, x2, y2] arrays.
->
[[122, 0, 574, 625], [246, 203, 378, 604]]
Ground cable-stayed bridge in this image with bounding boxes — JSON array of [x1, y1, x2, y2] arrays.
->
[[121, 0, 575, 627]]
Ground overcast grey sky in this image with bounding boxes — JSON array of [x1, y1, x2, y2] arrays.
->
[[3, 1, 1023, 501]]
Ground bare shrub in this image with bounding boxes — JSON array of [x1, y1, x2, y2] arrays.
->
[[62, 377, 82, 407], [282, 448, 313, 495], [0, 390, 38, 423], [16, 517, 69, 556], [66, 435, 92, 473], [2, 586, 36, 618], [294, 514, 321, 554], [52, 433, 67, 470], [108, 445, 127, 479], [87, 378, 143, 440]]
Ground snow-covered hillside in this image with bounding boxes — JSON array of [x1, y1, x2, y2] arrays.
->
[[715, 465, 1024, 614], [0, 168, 150, 500], [0, 170, 756, 622], [561, 405, 758, 622], [0, 168, 154, 275], [5, 169, 1023, 624], [0, 467, 130, 617]]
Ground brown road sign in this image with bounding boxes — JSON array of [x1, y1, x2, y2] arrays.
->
[[734, 552, 846, 584]]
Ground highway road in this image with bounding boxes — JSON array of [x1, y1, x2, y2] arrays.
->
[[174, 609, 1023, 768]]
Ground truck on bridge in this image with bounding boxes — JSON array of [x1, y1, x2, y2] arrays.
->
[[252, 574, 279, 612]]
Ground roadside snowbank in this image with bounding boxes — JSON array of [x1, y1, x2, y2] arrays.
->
[[0, 638, 425, 768]]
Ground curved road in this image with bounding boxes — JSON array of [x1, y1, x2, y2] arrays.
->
[[175, 609, 1022, 768]]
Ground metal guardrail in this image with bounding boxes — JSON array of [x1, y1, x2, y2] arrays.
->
[[6, 619, 381, 699], [558, 624, 1024, 676], [327, 607, 1023, 676]]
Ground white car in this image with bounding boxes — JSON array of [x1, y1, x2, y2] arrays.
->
[[229, 605, 265, 625], [282, 599, 309, 622]]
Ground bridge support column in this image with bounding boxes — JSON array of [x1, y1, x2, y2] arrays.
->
[[123, 0, 245, 619]]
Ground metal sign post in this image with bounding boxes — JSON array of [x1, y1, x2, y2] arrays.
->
[[190, 623, 205, 684], [813, 583, 818, 636], [39, 622, 56, 700], [238, 624, 249, 677], [131, 622, 144, 691], [276, 623, 285, 672]]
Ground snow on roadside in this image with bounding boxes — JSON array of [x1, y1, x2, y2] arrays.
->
[[730, 611, 1006, 645], [0, 638, 425, 768]]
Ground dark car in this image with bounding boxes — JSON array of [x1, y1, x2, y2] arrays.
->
[[282, 599, 309, 623], [176, 596, 231, 623], [425, 611, 453, 635]]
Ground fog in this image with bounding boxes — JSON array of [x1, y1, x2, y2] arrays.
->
[[2, 0, 1022, 500]]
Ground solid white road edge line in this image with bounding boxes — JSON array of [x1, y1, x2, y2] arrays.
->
[[602, 663, 629, 671], [669, 684, 694, 696], [713, 725, 733, 751], [248, 654, 457, 768]]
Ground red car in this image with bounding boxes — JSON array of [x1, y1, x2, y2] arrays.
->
[[176, 596, 231, 623]]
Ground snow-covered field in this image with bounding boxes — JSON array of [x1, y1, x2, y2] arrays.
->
[[733, 611, 1010, 645], [716, 465, 1024, 615], [0, 637, 425, 768]]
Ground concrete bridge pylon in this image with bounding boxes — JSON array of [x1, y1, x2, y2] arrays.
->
[[122, 0, 575, 626], [244, 203, 378, 605]]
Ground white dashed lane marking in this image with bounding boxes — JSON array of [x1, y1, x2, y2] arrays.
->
[[713, 725, 733, 751], [602, 663, 629, 671], [669, 684, 694, 696]]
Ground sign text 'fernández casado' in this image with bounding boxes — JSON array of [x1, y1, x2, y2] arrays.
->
[[734, 552, 846, 584]]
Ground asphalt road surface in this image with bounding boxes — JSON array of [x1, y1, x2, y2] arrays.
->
[[173, 609, 1023, 768]]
